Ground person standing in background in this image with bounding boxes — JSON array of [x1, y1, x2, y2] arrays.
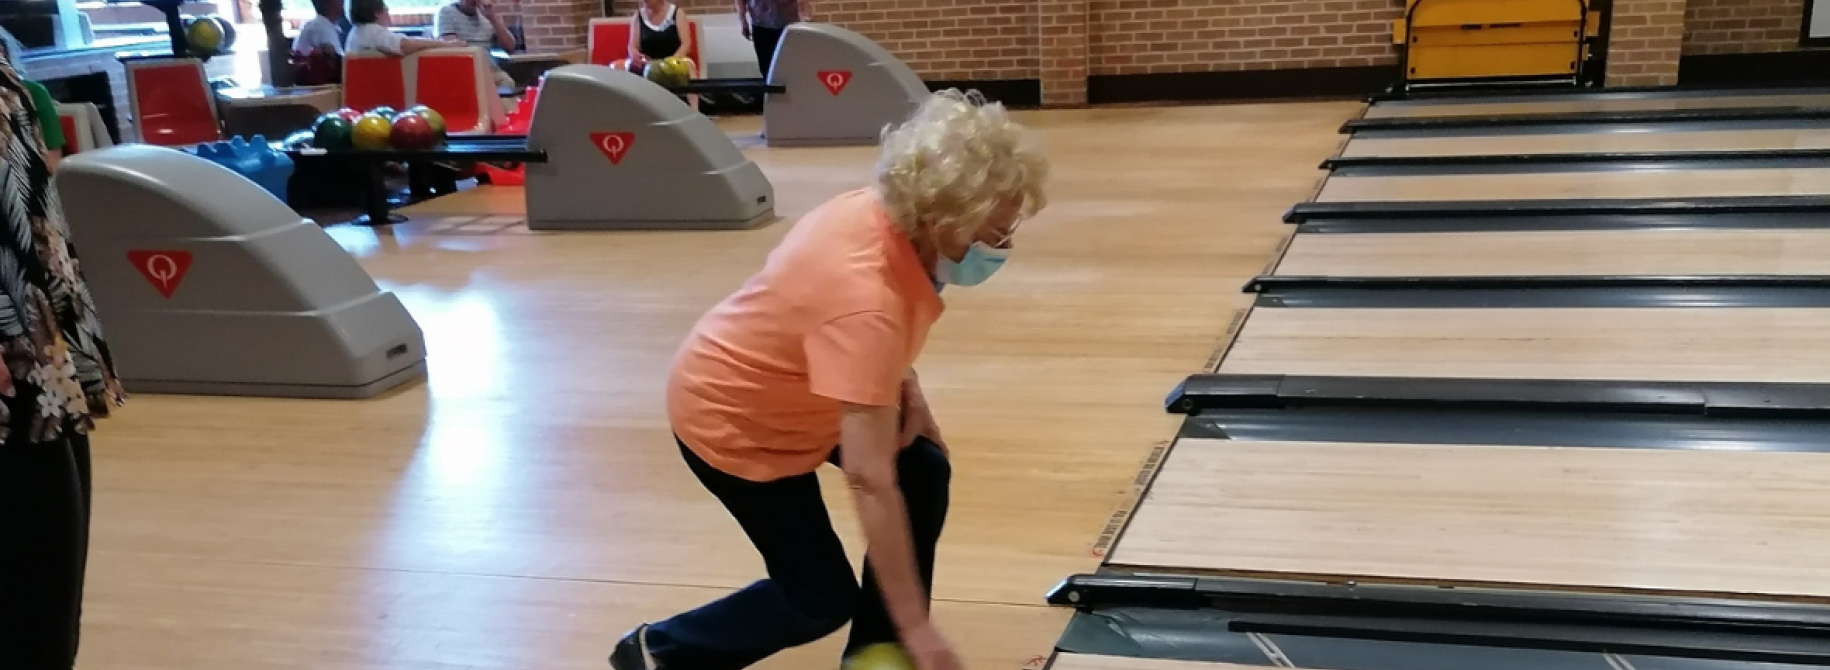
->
[[0, 45, 126, 670], [736, 0, 809, 80]]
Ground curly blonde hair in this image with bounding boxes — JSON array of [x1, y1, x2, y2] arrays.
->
[[875, 89, 1049, 244]]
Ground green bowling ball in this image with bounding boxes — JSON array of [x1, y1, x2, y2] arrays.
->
[[311, 114, 353, 151]]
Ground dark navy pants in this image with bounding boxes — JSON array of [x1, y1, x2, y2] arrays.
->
[[645, 435, 951, 670], [0, 434, 91, 670]]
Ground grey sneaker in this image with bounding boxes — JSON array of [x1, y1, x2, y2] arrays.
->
[[608, 624, 657, 670]]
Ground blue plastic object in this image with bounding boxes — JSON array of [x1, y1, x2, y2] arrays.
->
[[188, 135, 294, 203]]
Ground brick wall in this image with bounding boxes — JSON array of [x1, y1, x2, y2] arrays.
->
[[1683, 0, 1804, 54], [1040, 0, 1088, 105], [590, 0, 1406, 103], [534, 0, 1830, 104], [610, 0, 1038, 81], [1088, 0, 1402, 75], [524, 0, 599, 51], [1606, 0, 1686, 86]]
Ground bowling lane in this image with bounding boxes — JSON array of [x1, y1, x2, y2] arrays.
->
[[1108, 438, 1830, 599], [1362, 91, 1830, 120], [1219, 308, 1830, 384], [1272, 229, 1830, 277], [1313, 166, 1830, 203], [1052, 655, 1254, 670], [1338, 127, 1830, 159]]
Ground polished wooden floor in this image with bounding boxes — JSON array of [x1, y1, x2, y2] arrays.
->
[[1315, 166, 1830, 202], [1221, 307, 1830, 383], [1053, 653, 1254, 670], [1109, 439, 1830, 599], [1273, 229, 1830, 277], [76, 105, 1360, 669], [1360, 91, 1830, 119], [1338, 127, 1830, 158]]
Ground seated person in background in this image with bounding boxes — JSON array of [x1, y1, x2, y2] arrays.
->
[[346, 0, 461, 56], [291, 0, 347, 85], [626, 0, 695, 74], [434, 0, 517, 89]]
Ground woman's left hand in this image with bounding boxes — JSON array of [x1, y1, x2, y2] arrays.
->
[[898, 377, 946, 453]]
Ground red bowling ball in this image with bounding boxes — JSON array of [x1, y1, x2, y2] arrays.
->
[[389, 113, 438, 151]]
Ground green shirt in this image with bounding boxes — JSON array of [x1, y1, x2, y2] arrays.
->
[[21, 79, 61, 151]]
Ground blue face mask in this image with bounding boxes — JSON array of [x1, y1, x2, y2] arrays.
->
[[935, 241, 1010, 288]]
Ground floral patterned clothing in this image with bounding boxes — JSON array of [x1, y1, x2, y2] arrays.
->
[[0, 62, 123, 445]]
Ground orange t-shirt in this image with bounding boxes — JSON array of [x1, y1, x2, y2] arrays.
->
[[667, 188, 945, 481]]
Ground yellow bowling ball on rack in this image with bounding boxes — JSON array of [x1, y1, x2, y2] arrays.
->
[[351, 113, 393, 151]]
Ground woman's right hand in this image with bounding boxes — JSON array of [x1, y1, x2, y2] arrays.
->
[[903, 623, 964, 670]]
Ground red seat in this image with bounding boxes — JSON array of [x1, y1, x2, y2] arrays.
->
[[342, 53, 407, 112], [125, 58, 222, 146], [587, 18, 633, 66], [55, 102, 112, 154], [410, 50, 485, 134], [57, 115, 78, 153]]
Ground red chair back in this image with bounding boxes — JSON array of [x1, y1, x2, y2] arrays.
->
[[58, 115, 78, 153], [343, 53, 408, 112], [588, 18, 633, 66], [410, 49, 487, 134], [125, 59, 221, 146]]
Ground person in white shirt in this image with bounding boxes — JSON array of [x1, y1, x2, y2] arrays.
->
[[345, 0, 460, 56], [292, 0, 346, 56], [434, 0, 516, 88]]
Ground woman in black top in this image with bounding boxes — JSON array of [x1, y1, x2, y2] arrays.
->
[[626, 0, 695, 73]]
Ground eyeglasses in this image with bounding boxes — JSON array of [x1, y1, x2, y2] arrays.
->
[[981, 218, 1023, 249]]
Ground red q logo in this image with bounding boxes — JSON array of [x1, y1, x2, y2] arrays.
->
[[127, 250, 193, 299], [817, 70, 852, 96], [590, 132, 636, 165]]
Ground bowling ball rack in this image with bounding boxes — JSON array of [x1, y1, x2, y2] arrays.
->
[[667, 78, 787, 96], [283, 135, 546, 226]]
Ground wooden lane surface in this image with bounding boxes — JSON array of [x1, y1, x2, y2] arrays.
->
[[1314, 166, 1830, 203], [1339, 127, 1830, 158], [78, 104, 1358, 670], [1107, 439, 1830, 600], [1054, 654, 1259, 670], [1360, 92, 1830, 119], [1219, 308, 1830, 384], [1272, 229, 1830, 277], [81, 553, 1067, 670]]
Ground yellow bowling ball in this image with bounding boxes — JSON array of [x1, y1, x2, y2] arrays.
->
[[186, 17, 224, 55], [842, 643, 916, 670], [351, 113, 393, 151], [663, 56, 694, 81]]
